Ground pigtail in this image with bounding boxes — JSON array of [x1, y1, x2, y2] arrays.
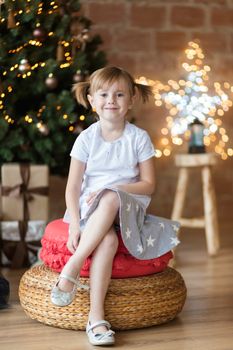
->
[[72, 82, 90, 109], [134, 83, 153, 103]]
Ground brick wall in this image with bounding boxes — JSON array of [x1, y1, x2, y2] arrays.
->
[[80, 0, 233, 221]]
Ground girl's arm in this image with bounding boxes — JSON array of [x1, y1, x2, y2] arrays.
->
[[65, 157, 86, 253], [116, 158, 155, 195]]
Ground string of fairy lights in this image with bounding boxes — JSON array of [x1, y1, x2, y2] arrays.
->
[[137, 41, 233, 160], [1, 6, 232, 160], [0, 0, 88, 134]]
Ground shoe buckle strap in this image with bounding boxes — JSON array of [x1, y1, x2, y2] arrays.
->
[[87, 320, 111, 333], [96, 330, 115, 340], [60, 274, 89, 290]]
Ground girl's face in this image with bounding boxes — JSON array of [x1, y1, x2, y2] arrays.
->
[[88, 79, 134, 124]]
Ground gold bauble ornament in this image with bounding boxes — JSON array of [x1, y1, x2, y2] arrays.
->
[[33, 27, 47, 41], [73, 70, 84, 83], [45, 74, 58, 89]]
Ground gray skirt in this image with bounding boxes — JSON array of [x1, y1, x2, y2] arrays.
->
[[80, 187, 180, 260]]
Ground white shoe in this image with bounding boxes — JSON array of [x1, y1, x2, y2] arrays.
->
[[50, 273, 89, 307], [86, 320, 115, 346]]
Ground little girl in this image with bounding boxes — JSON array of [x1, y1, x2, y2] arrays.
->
[[51, 66, 180, 346]]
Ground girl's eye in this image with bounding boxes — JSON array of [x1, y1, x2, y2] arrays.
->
[[100, 93, 107, 97], [117, 93, 124, 97]]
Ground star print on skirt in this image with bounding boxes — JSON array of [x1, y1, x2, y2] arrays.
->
[[80, 187, 181, 260]]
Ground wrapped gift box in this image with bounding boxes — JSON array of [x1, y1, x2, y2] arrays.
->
[[0, 163, 49, 267], [0, 220, 46, 267], [1, 163, 49, 221]]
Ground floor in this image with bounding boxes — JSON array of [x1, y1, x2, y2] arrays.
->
[[1, 220, 233, 350], [0, 176, 233, 349]]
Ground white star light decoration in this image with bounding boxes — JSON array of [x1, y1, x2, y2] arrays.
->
[[137, 41, 233, 160]]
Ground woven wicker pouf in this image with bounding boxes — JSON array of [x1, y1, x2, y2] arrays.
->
[[19, 264, 186, 331]]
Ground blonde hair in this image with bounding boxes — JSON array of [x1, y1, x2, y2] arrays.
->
[[72, 66, 152, 109]]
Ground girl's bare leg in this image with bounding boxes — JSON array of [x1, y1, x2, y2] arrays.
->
[[89, 227, 119, 333], [59, 190, 119, 291]]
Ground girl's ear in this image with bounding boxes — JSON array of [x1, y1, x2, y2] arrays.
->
[[88, 94, 96, 113], [87, 94, 93, 107], [128, 95, 136, 110]]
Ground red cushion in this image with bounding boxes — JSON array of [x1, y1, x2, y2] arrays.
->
[[40, 219, 172, 278]]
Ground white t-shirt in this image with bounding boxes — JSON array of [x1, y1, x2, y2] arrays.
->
[[64, 121, 155, 222]]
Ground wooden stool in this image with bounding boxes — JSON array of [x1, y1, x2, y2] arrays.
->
[[171, 153, 220, 256]]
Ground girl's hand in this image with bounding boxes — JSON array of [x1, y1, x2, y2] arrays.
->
[[86, 191, 98, 206], [67, 223, 81, 254]]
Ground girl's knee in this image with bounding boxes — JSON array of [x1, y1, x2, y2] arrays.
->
[[99, 190, 119, 211]]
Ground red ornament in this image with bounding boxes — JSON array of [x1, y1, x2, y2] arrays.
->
[[33, 27, 47, 41]]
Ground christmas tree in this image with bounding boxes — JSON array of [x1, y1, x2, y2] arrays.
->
[[0, 0, 106, 174]]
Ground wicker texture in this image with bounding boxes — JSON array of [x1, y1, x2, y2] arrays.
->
[[19, 264, 186, 331]]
